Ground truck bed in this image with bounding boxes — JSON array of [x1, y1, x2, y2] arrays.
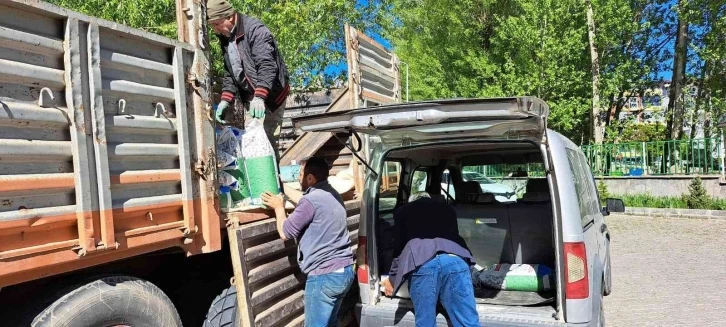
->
[[0, 0, 219, 288]]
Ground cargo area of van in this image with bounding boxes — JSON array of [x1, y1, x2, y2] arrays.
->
[[372, 141, 562, 323]]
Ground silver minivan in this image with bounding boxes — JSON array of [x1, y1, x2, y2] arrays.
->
[[294, 97, 624, 326]]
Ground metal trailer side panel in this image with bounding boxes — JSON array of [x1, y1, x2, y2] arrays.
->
[[0, 0, 219, 288]]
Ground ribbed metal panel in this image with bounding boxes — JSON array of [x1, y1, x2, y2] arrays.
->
[[0, 0, 210, 285], [0, 6, 72, 221], [346, 24, 401, 108]]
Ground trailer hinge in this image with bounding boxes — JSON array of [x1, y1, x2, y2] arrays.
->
[[96, 241, 120, 251], [74, 241, 119, 256], [181, 225, 199, 236], [195, 162, 208, 181], [194, 156, 213, 181]]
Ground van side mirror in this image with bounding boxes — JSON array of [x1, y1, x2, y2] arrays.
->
[[605, 198, 625, 213]]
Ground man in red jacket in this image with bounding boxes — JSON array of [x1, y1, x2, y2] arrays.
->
[[207, 0, 290, 155]]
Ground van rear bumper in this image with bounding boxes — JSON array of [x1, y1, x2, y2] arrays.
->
[[356, 303, 590, 327]]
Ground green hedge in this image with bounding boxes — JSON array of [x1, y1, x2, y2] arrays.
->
[[615, 194, 726, 210]]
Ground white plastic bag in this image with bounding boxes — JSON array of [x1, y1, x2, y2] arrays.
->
[[217, 151, 237, 170], [241, 120, 275, 159], [218, 171, 238, 189], [216, 126, 243, 158]]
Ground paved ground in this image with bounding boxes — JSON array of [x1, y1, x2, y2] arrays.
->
[[604, 214, 726, 326]]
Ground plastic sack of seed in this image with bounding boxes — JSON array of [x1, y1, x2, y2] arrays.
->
[[217, 151, 237, 170], [218, 171, 239, 189], [241, 119, 280, 206], [473, 264, 554, 292], [219, 168, 251, 206], [216, 126, 244, 159]]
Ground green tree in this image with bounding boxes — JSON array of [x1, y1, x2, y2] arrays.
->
[[592, 0, 672, 130], [383, 0, 593, 141], [682, 176, 711, 209], [597, 179, 610, 206], [604, 121, 666, 143], [47, 0, 388, 89]]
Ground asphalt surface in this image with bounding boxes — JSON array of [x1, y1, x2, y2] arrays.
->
[[604, 214, 726, 326]]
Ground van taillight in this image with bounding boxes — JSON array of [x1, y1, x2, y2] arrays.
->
[[564, 242, 589, 299], [357, 236, 369, 283]]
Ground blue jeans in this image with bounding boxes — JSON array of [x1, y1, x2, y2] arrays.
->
[[304, 265, 355, 327], [408, 254, 479, 327]]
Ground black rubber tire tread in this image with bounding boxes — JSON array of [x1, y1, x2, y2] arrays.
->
[[203, 285, 240, 327], [603, 252, 613, 296], [31, 275, 182, 327], [599, 292, 606, 327]]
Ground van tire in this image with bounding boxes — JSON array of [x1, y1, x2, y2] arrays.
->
[[31, 275, 181, 327], [598, 293, 606, 327], [603, 252, 612, 296], [203, 285, 240, 327]]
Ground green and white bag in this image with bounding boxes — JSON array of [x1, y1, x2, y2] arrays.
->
[[241, 119, 280, 207], [473, 264, 555, 292]]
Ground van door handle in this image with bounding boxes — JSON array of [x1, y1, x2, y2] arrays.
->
[[600, 223, 608, 233]]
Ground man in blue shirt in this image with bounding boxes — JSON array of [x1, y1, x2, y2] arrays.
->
[[261, 157, 354, 326], [381, 192, 479, 327]]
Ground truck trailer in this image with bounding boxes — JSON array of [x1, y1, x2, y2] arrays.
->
[[0, 0, 404, 325]]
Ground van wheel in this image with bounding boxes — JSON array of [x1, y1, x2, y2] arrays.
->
[[203, 285, 240, 327], [32, 276, 181, 327], [603, 252, 612, 296]]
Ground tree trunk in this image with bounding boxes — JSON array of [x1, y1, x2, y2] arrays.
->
[[663, 0, 689, 173], [666, 0, 689, 141], [585, 0, 603, 145], [690, 62, 709, 140]]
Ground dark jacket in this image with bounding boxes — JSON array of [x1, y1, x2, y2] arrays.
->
[[389, 197, 474, 294], [218, 13, 289, 110]]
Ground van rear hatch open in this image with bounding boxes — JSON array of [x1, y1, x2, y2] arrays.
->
[[293, 97, 549, 146], [291, 97, 565, 325]]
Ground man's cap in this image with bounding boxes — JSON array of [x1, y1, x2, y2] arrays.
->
[[207, 0, 235, 21]]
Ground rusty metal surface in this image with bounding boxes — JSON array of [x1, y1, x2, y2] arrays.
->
[[0, 0, 218, 287], [345, 24, 401, 108]]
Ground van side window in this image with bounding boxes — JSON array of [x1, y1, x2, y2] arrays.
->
[[566, 149, 599, 227], [379, 161, 401, 212], [577, 152, 602, 215]]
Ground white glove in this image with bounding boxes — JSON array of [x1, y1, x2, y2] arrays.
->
[[250, 97, 266, 119]]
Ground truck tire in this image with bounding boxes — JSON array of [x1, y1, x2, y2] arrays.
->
[[31, 275, 182, 327], [203, 285, 240, 327]]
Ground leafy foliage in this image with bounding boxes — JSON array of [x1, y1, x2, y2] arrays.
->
[[597, 179, 610, 206], [682, 176, 711, 209], [47, 0, 388, 90], [46, 0, 726, 141], [604, 121, 667, 143], [47, 0, 179, 38], [383, 0, 724, 144], [382, 0, 592, 141], [618, 192, 726, 210]]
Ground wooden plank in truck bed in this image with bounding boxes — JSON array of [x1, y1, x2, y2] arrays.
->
[[279, 88, 351, 166]]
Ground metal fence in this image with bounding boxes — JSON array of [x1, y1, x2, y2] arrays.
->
[[465, 163, 547, 178], [464, 138, 724, 178], [581, 138, 725, 177]]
